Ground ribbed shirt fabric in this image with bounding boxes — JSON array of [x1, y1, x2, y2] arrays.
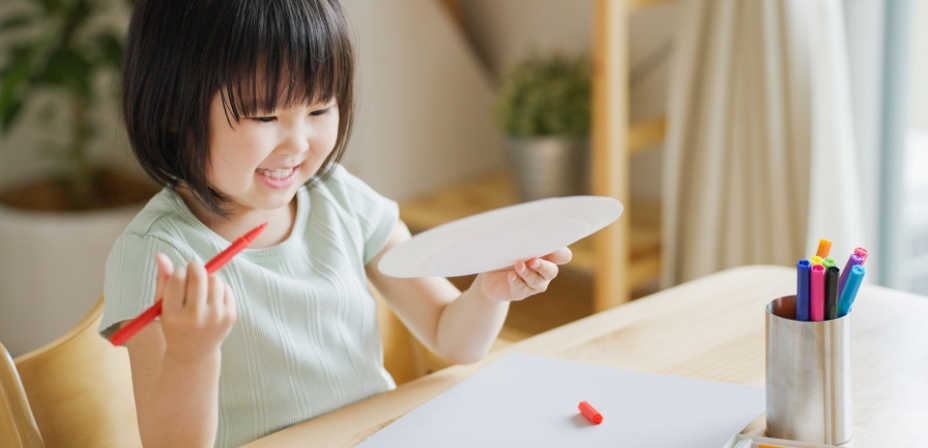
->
[[99, 165, 399, 447]]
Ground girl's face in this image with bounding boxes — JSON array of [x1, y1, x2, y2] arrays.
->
[[205, 92, 339, 217]]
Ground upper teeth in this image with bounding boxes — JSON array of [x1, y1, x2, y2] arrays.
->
[[258, 167, 294, 179]]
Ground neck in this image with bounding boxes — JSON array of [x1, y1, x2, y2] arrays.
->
[[175, 187, 297, 248]]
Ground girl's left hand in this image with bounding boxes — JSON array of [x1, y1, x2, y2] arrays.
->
[[479, 247, 573, 302]]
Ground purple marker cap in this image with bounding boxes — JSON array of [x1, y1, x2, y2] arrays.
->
[[838, 253, 866, 298]]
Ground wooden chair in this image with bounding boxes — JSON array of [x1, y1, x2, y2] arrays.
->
[[372, 283, 454, 384], [0, 297, 142, 448], [373, 283, 513, 385], [0, 342, 42, 446], [0, 285, 501, 447]]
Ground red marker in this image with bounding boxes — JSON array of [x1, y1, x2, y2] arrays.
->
[[578, 401, 603, 424], [109, 223, 267, 346]]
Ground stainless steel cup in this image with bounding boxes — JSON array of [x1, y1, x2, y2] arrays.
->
[[765, 295, 852, 445]]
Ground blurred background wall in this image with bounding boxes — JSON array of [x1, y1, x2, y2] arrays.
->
[[0, 0, 678, 203], [2, 0, 926, 356]]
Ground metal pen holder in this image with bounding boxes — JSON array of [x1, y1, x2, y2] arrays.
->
[[765, 295, 852, 445]]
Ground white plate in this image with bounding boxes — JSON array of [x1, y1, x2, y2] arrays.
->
[[379, 196, 623, 278]]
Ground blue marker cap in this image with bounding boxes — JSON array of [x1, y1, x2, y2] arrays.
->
[[836, 265, 865, 318], [796, 259, 811, 321]]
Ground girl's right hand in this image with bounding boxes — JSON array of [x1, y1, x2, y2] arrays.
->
[[153, 253, 237, 363]]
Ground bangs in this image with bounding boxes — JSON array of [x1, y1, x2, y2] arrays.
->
[[215, 0, 352, 121]]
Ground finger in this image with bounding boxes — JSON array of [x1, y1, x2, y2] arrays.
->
[[207, 275, 224, 306], [224, 286, 238, 324], [542, 247, 573, 265], [163, 264, 188, 311], [153, 253, 174, 300], [506, 268, 535, 300], [515, 260, 548, 290], [185, 262, 208, 312], [155, 253, 175, 277], [525, 257, 559, 282], [507, 271, 525, 294]]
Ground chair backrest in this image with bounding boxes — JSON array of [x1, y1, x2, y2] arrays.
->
[[1, 342, 43, 447], [371, 283, 453, 384], [6, 297, 141, 448], [372, 284, 421, 385]]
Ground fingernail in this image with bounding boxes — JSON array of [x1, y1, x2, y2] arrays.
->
[[509, 273, 518, 283], [530, 259, 540, 269]]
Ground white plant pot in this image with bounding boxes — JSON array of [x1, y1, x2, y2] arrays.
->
[[0, 203, 143, 357]]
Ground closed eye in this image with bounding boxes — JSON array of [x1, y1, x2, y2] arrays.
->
[[249, 116, 277, 123], [310, 107, 331, 116]]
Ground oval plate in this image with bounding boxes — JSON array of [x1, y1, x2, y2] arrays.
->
[[379, 196, 623, 278]]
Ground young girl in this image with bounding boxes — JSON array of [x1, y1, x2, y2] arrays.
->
[[101, 0, 570, 446]]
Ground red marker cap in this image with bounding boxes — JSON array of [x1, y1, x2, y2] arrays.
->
[[853, 247, 869, 262], [578, 401, 603, 424]]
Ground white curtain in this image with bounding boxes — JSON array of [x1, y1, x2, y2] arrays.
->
[[662, 0, 865, 286]]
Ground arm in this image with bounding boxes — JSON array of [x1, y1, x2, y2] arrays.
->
[[366, 222, 571, 364], [123, 254, 237, 448]]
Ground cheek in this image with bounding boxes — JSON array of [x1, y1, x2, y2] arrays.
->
[[316, 117, 340, 154], [206, 152, 239, 190], [214, 124, 270, 160], [208, 135, 264, 185], [320, 130, 338, 154]]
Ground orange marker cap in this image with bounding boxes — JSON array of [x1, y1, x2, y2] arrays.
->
[[578, 401, 603, 424], [816, 239, 832, 258]]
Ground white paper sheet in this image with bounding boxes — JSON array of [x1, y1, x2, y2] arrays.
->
[[358, 352, 765, 448]]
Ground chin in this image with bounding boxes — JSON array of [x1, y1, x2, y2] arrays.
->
[[256, 190, 300, 210]]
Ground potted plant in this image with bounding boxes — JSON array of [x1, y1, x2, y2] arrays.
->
[[494, 52, 591, 202], [0, 0, 155, 356]]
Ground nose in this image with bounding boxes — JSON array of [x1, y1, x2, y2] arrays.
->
[[276, 125, 310, 156]]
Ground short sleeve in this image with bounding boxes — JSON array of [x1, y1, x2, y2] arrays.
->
[[325, 165, 399, 264], [99, 234, 188, 340]]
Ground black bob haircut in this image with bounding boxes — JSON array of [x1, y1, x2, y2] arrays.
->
[[123, 0, 355, 215]]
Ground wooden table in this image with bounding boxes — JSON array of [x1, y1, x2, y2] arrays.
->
[[245, 265, 928, 447]]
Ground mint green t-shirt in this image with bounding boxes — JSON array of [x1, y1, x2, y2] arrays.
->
[[100, 165, 399, 447]]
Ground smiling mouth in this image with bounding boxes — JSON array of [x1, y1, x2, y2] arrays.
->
[[256, 167, 296, 179]]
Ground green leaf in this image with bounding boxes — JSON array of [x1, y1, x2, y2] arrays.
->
[[35, 44, 93, 89], [0, 100, 23, 132], [495, 52, 591, 137], [0, 51, 34, 128], [38, 0, 65, 14], [0, 13, 35, 33], [70, 0, 93, 24], [90, 31, 124, 68]]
